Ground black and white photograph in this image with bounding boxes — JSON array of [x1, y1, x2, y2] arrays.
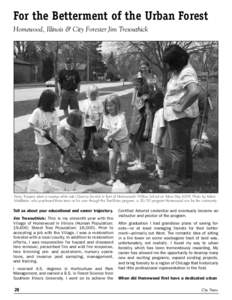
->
[[14, 41, 218, 193]]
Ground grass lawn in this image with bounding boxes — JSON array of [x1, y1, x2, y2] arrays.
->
[[14, 82, 218, 193]]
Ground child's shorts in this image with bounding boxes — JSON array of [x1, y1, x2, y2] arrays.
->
[[37, 143, 55, 160], [109, 137, 129, 155]]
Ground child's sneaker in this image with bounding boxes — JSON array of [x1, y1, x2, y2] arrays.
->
[[127, 162, 146, 171], [106, 178, 116, 186], [128, 159, 139, 166], [93, 149, 99, 157], [39, 172, 45, 178]]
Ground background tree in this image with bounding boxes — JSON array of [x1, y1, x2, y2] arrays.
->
[[77, 41, 106, 80], [32, 41, 83, 92], [105, 52, 119, 81], [115, 51, 141, 81], [110, 41, 218, 87], [41, 52, 54, 81]]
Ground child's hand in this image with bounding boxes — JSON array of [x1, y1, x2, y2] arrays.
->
[[39, 129, 47, 137], [143, 131, 149, 139]]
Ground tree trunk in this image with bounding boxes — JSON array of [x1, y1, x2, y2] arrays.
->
[[162, 68, 168, 89]]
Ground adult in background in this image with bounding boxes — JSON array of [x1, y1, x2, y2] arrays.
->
[[128, 61, 163, 171], [127, 62, 153, 171], [162, 44, 200, 188], [58, 57, 81, 117]]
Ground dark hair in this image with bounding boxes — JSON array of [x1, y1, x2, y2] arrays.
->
[[104, 94, 121, 115], [163, 44, 189, 73], [37, 89, 57, 112], [66, 111, 82, 128]]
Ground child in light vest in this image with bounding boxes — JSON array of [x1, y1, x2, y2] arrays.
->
[[102, 94, 129, 185], [79, 85, 103, 158], [28, 89, 59, 178]]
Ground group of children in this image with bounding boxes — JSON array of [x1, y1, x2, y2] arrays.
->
[[29, 74, 167, 186]]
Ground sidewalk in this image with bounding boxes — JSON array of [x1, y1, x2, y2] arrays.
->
[[14, 81, 129, 89], [14, 82, 132, 102], [14, 82, 45, 89]]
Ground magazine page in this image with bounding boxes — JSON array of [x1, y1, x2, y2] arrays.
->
[[1, 0, 231, 299]]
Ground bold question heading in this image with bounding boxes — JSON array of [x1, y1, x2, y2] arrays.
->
[[13, 10, 209, 21]]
